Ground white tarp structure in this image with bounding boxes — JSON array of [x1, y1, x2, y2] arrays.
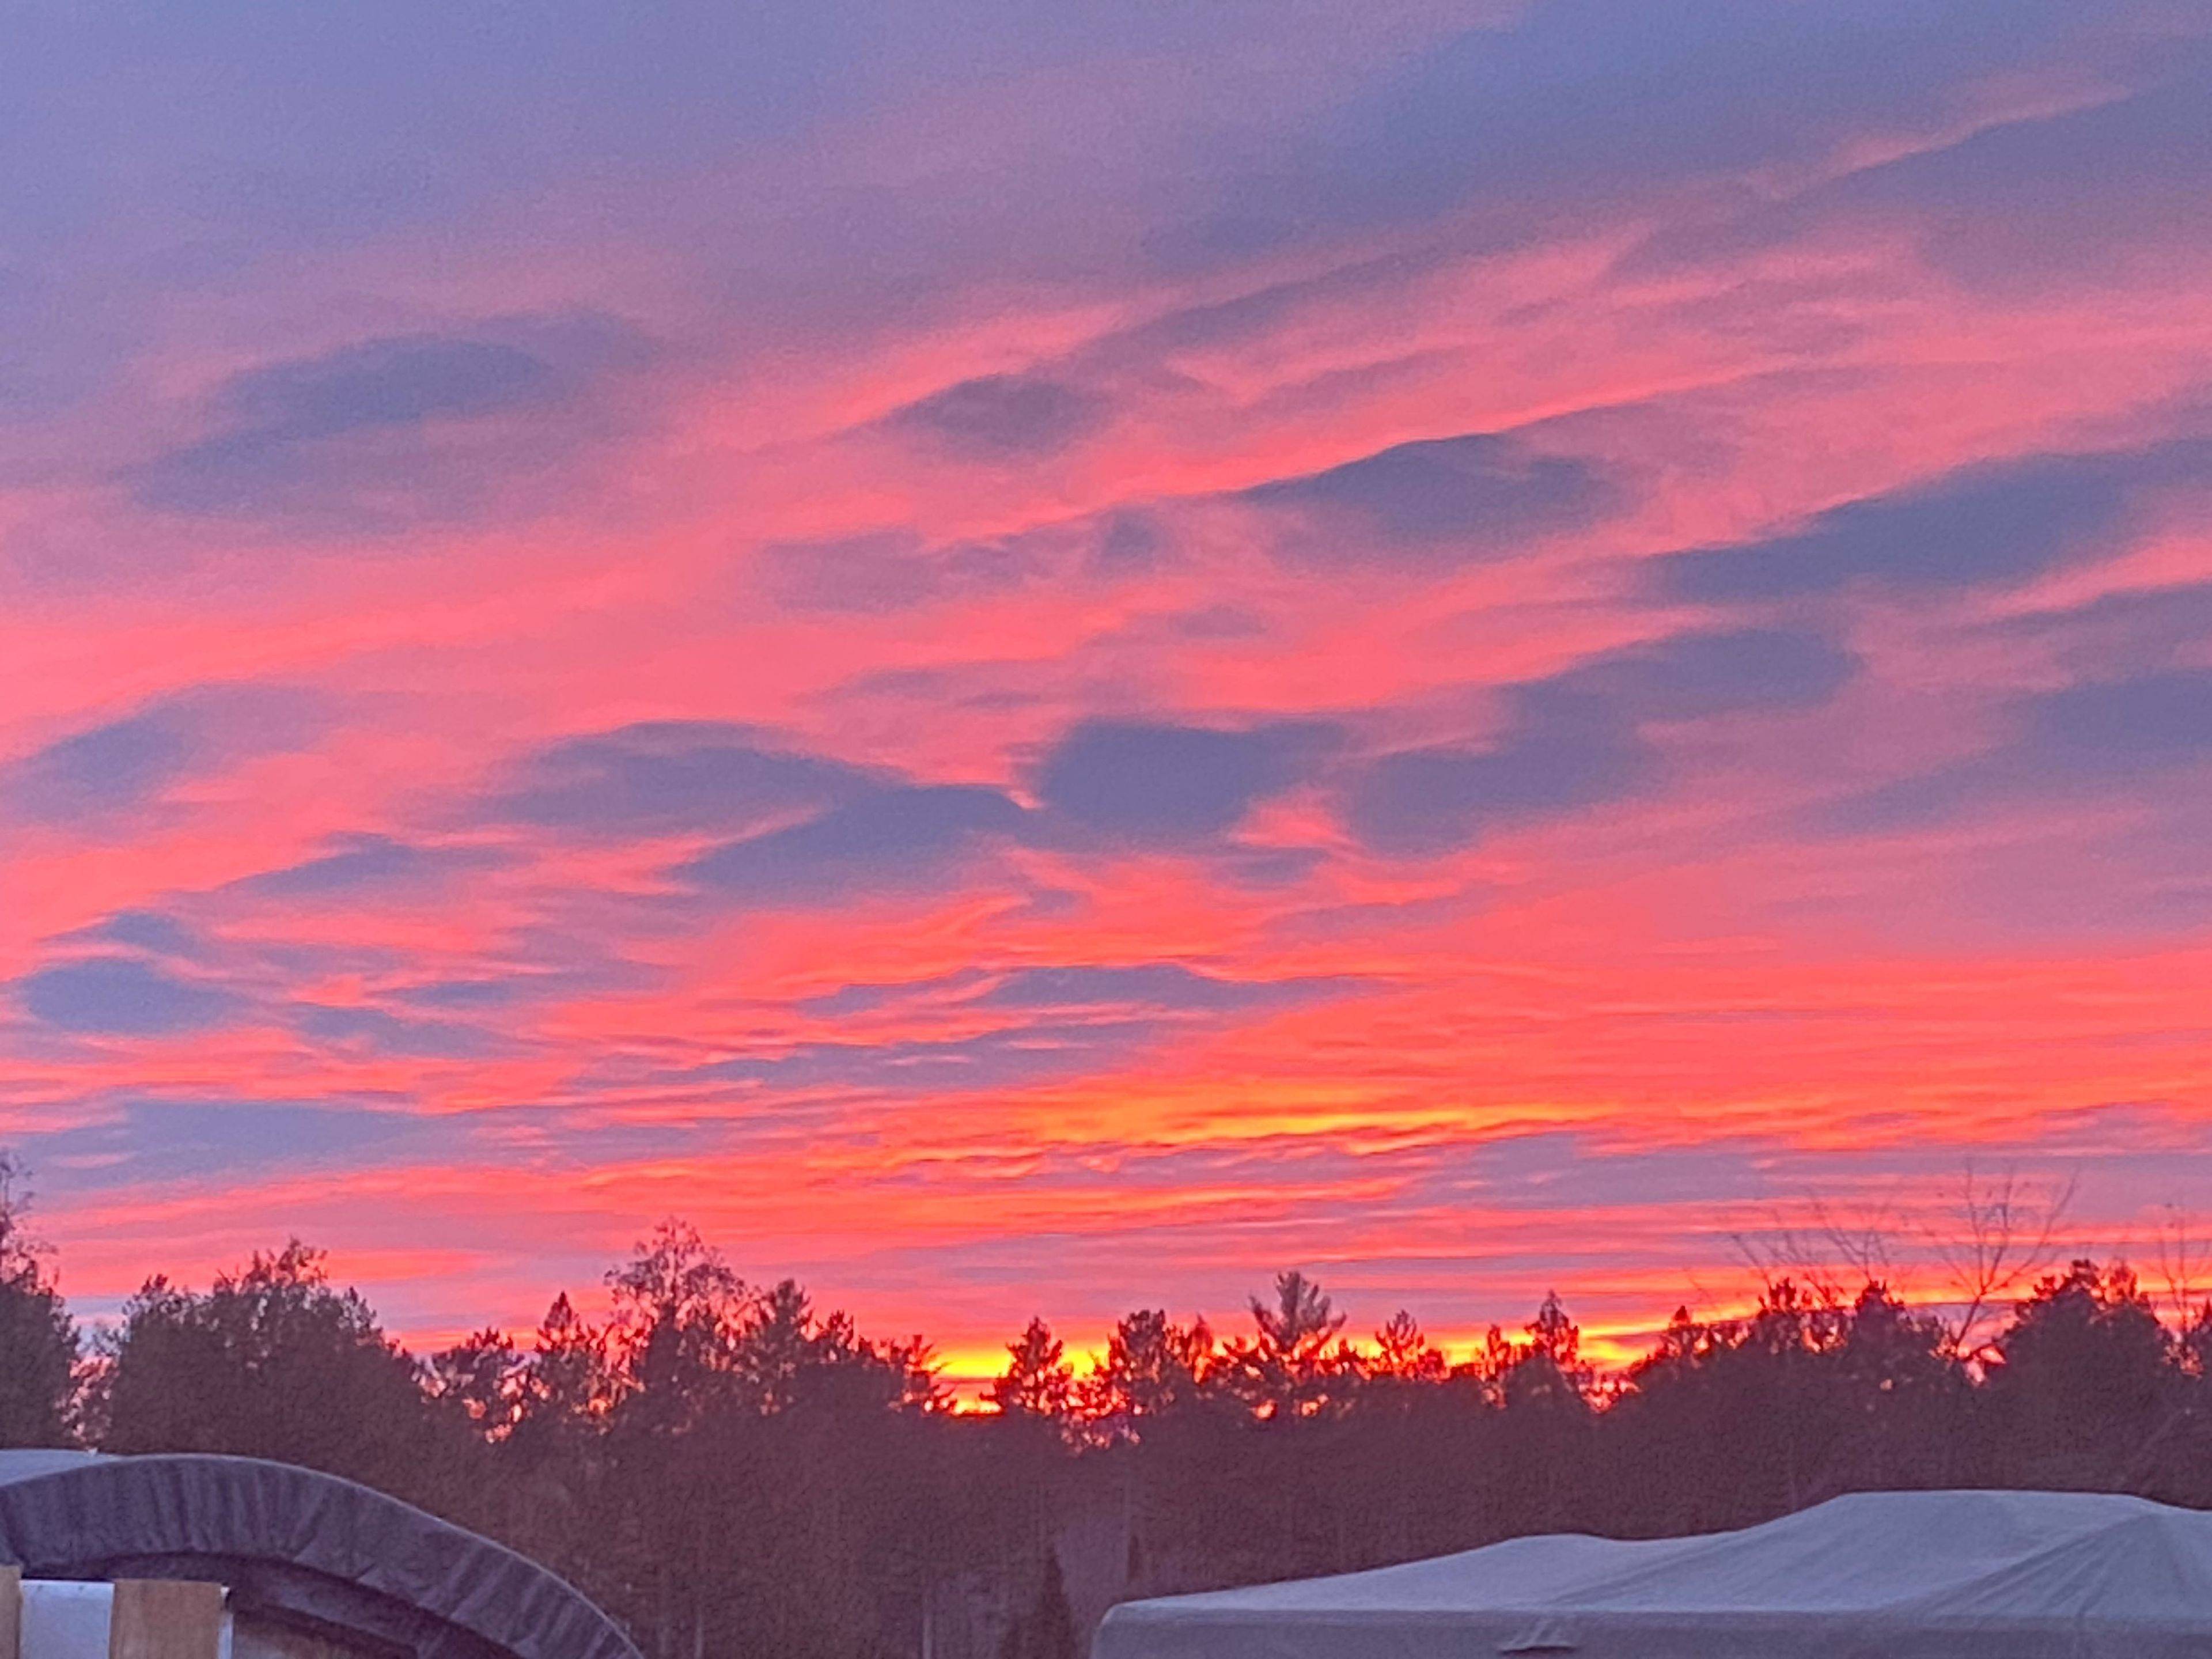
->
[[1093, 1490, 2212, 1659]]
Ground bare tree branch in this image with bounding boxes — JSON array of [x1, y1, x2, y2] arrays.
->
[[1924, 1164, 2077, 1362], [2152, 1203, 2212, 1324]]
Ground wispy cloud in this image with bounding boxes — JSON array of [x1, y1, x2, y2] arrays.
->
[[0, 0, 2207, 1359]]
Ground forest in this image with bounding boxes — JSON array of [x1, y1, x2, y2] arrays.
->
[[2, 1163, 2209, 1659]]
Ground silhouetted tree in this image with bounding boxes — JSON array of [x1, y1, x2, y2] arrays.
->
[[471, 1293, 615, 1604], [994, 1319, 1075, 1421], [1221, 1271, 1358, 1421], [0, 1157, 79, 1446], [1369, 1310, 1448, 1387], [9, 1169, 2206, 1659], [514, 1291, 612, 1454], [1827, 1282, 1969, 1490], [1079, 1310, 1216, 1439], [426, 1327, 525, 1440], [608, 1219, 749, 1429], [93, 1241, 433, 1500], [997, 1550, 1079, 1659], [1494, 1292, 1592, 1410], [1984, 1260, 2175, 1489]]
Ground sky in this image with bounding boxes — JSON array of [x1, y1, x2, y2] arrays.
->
[[4, 0, 2212, 1382]]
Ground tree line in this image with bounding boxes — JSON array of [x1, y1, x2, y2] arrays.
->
[[3, 1161, 2211, 1659]]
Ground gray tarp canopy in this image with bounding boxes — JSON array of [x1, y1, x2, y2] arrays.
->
[[1094, 1489, 2212, 1659], [0, 1451, 639, 1659]]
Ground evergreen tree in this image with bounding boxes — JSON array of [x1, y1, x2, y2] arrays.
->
[[1985, 1260, 2175, 1487], [1078, 1310, 1215, 1436], [0, 1157, 79, 1446], [993, 1318, 1075, 1421], [1369, 1311, 1447, 1385], [426, 1327, 525, 1441], [998, 1550, 1079, 1659], [8, 1174, 2208, 1659], [92, 1241, 433, 1501], [1222, 1271, 1357, 1421], [514, 1291, 612, 1455]]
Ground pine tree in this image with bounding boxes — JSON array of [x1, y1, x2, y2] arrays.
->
[[997, 1549, 1078, 1659], [0, 1157, 78, 1446], [992, 1318, 1074, 1421]]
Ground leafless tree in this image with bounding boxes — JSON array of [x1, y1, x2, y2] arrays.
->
[[1732, 1164, 2076, 1361], [1732, 1185, 1905, 1306], [2151, 1204, 2212, 1324], [1925, 1165, 2077, 1362]]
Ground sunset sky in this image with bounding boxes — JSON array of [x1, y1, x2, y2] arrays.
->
[[4, 0, 2211, 1382]]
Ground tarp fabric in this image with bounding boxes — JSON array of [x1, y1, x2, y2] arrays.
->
[[0, 1453, 638, 1659], [1095, 1488, 2212, 1659]]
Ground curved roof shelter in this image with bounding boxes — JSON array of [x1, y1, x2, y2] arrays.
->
[[1097, 1488, 2212, 1659], [0, 1451, 639, 1659]]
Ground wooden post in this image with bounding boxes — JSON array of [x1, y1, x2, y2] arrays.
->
[[0, 1565, 21, 1659], [107, 1581, 224, 1659]]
